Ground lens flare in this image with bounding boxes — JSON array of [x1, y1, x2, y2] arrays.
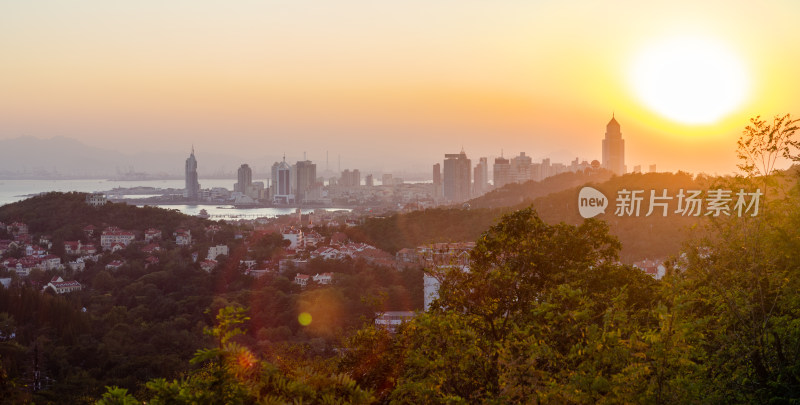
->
[[298, 312, 312, 326]]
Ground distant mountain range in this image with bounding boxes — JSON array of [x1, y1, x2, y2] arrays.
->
[[0, 136, 274, 179]]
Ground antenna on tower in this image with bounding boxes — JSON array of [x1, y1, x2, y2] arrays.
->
[[304, 151, 306, 161]]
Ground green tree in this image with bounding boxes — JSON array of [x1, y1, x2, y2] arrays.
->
[[392, 208, 658, 403]]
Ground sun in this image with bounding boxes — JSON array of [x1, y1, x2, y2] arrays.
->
[[630, 35, 749, 125]]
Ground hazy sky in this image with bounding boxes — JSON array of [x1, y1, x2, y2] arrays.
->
[[3, 0, 800, 174]]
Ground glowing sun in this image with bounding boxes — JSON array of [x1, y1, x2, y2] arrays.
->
[[630, 36, 749, 125]]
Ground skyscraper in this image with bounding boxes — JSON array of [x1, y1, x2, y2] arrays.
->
[[234, 164, 252, 193], [493, 155, 511, 189], [443, 150, 472, 202], [271, 156, 293, 204], [602, 114, 625, 175], [184, 147, 200, 201], [295, 160, 317, 203], [340, 169, 361, 187], [473, 157, 488, 195], [432, 163, 442, 199], [510, 152, 532, 183]]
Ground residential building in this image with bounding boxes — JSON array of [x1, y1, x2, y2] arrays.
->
[[281, 227, 303, 250], [294, 273, 310, 287], [443, 150, 471, 202], [432, 163, 442, 199], [174, 229, 192, 246], [85, 193, 107, 207], [200, 259, 218, 272], [106, 260, 125, 270], [312, 272, 333, 285], [493, 155, 511, 189], [511, 152, 533, 183], [340, 169, 361, 187], [234, 163, 253, 193], [100, 227, 135, 250], [295, 160, 317, 203], [144, 228, 162, 242], [473, 157, 489, 195], [207, 244, 229, 260], [43, 276, 81, 294]]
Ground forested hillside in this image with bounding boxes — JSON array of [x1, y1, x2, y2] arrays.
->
[[350, 171, 715, 262]]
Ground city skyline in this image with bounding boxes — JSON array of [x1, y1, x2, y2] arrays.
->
[[3, 1, 800, 175]]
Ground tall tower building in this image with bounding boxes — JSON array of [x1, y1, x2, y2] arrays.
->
[[602, 114, 625, 175], [184, 147, 200, 201], [511, 152, 532, 183], [295, 160, 317, 203], [473, 157, 488, 195], [493, 155, 511, 189], [235, 164, 252, 193], [432, 163, 442, 199], [271, 156, 293, 204], [443, 150, 472, 202]]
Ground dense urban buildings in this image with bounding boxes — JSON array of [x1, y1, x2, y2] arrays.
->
[[184, 147, 200, 200], [443, 150, 472, 202], [170, 115, 632, 207], [602, 114, 626, 175]]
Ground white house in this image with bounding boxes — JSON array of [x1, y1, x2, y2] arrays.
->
[[281, 227, 304, 250], [101, 227, 135, 250], [207, 244, 229, 260], [44, 276, 82, 294], [174, 229, 192, 246], [312, 272, 333, 285]]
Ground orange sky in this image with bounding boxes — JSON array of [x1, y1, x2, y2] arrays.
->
[[2, 1, 800, 174]]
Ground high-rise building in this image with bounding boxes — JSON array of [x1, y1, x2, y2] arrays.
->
[[443, 150, 472, 202], [511, 152, 533, 183], [602, 114, 626, 175], [295, 160, 317, 203], [649, 164, 657, 173], [365, 174, 374, 187], [432, 163, 442, 199], [271, 156, 293, 204], [184, 147, 200, 200], [340, 169, 361, 187], [234, 164, 252, 193], [493, 155, 511, 189], [473, 157, 488, 195], [382, 173, 393, 187]]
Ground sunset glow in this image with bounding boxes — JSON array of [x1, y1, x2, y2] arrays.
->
[[2, 1, 800, 174], [630, 35, 749, 125]]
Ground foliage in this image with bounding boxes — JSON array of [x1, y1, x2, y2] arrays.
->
[[737, 114, 800, 178], [99, 305, 376, 404]]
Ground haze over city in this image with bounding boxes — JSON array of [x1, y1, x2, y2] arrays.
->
[[3, 0, 800, 174]]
